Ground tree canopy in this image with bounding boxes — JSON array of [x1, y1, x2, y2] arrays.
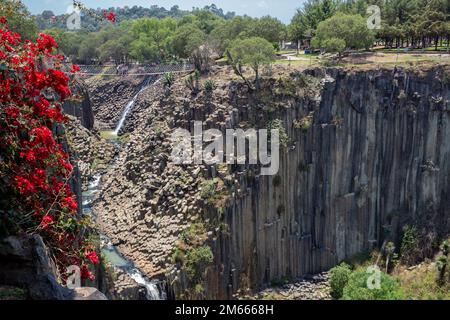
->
[[227, 37, 275, 88], [289, 0, 450, 50], [311, 13, 375, 53]]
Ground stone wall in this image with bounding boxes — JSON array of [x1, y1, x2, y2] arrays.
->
[[200, 66, 450, 298]]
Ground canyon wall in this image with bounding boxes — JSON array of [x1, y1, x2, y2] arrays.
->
[[94, 65, 450, 299], [63, 82, 95, 130], [200, 66, 450, 298]]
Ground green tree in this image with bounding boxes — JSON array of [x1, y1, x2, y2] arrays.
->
[[249, 16, 286, 47], [170, 24, 206, 58], [210, 16, 258, 55], [0, 0, 38, 40], [78, 35, 100, 64], [192, 10, 222, 34], [312, 13, 374, 53], [320, 37, 346, 56], [288, 0, 338, 51], [227, 37, 275, 89], [130, 17, 177, 63]]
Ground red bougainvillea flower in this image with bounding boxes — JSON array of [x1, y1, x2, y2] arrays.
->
[[16, 176, 36, 195], [0, 19, 97, 282], [37, 33, 58, 52], [41, 215, 55, 230], [71, 64, 80, 73], [107, 12, 116, 23], [103, 10, 116, 23], [86, 251, 100, 265], [30, 126, 55, 146], [61, 196, 78, 211], [81, 265, 95, 281]]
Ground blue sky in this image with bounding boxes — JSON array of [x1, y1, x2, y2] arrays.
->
[[22, 0, 304, 23]]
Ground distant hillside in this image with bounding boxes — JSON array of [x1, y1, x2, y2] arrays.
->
[[35, 4, 236, 31]]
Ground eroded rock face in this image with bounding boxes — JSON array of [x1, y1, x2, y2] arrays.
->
[[93, 65, 450, 299], [203, 66, 450, 298], [66, 118, 117, 190], [106, 269, 148, 300], [84, 76, 147, 130], [0, 235, 107, 300], [94, 80, 205, 279], [63, 82, 95, 130]]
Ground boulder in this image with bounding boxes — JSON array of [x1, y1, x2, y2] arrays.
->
[[0, 235, 107, 300]]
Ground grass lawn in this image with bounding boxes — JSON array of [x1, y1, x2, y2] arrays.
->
[[277, 50, 297, 55], [274, 51, 450, 70], [274, 59, 318, 67], [377, 46, 450, 53]]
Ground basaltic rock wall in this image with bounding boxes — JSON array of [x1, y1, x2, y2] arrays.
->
[[198, 66, 450, 298], [93, 65, 450, 299]]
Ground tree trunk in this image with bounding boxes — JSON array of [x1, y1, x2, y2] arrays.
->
[[255, 67, 260, 91]]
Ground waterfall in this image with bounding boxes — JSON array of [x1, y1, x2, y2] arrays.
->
[[128, 268, 166, 300], [114, 77, 157, 134], [80, 76, 168, 300], [100, 235, 166, 300]]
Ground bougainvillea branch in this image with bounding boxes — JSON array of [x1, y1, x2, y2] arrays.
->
[[0, 17, 99, 281], [73, 1, 116, 23]]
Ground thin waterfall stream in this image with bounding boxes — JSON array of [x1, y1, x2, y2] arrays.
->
[[82, 77, 167, 300], [114, 77, 160, 134]]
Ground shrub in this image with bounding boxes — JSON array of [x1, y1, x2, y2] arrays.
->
[[185, 245, 214, 281], [163, 72, 175, 88], [294, 112, 314, 132], [227, 37, 275, 89], [329, 263, 352, 299], [268, 119, 289, 148], [400, 225, 421, 265], [184, 70, 200, 94], [436, 255, 448, 286], [180, 223, 208, 247], [203, 79, 217, 93], [199, 178, 230, 207], [342, 268, 404, 300], [399, 262, 450, 300], [194, 283, 205, 294], [332, 115, 344, 127], [436, 239, 450, 286]]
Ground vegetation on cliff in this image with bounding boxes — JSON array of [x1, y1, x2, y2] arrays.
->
[[330, 233, 450, 300], [0, 18, 98, 281]]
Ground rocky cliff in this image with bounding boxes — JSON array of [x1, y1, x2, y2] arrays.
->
[[84, 76, 147, 130], [63, 82, 95, 130], [0, 235, 107, 300], [93, 64, 450, 299]]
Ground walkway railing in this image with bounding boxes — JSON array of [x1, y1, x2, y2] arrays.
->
[[69, 63, 195, 76]]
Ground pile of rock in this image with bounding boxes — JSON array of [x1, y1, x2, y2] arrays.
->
[[250, 273, 331, 300]]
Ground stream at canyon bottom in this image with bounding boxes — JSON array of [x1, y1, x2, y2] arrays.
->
[[82, 77, 167, 300]]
